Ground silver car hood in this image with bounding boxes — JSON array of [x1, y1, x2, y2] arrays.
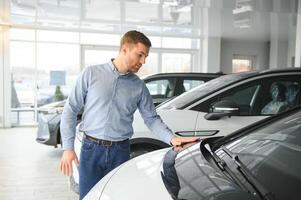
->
[[84, 141, 258, 200]]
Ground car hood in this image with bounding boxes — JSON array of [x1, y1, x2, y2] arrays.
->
[[84, 141, 256, 200]]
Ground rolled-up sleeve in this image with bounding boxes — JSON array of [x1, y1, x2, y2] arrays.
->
[[60, 67, 90, 150], [138, 84, 174, 145]]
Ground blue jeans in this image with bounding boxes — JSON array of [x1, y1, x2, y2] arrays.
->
[[78, 138, 130, 200]]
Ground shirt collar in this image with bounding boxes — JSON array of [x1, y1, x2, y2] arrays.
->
[[110, 59, 130, 76]]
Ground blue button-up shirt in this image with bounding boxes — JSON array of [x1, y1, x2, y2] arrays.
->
[[60, 61, 173, 150]]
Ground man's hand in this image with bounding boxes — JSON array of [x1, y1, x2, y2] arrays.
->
[[60, 150, 79, 176], [170, 136, 200, 147]]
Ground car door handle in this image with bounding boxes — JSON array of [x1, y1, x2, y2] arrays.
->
[[175, 130, 219, 137]]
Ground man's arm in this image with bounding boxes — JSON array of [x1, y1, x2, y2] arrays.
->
[[59, 67, 90, 176], [60, 68, 90, 150]]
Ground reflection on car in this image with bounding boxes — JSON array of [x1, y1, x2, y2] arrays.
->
[[36, 72, 222, 148], [83, 105, 301, 200]]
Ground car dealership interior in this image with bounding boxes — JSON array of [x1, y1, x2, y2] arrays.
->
[[1, 0, 301, 199]]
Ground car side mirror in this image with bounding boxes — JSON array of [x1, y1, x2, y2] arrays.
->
[[204, 100, 240, 120]]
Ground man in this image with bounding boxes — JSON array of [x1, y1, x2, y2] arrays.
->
[[59, 30, 198, 199]]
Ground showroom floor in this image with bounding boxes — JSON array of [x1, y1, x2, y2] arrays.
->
[[0, 127, 78, 200]]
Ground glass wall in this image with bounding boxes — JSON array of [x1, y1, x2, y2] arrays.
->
[[10, 41, 36, 125], [10, 29, 81, 125], [5, 0, 300, 126], [8, 0, 201, 126]]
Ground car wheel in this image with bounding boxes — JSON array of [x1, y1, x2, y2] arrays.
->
[[130, 146, 161, 158], [56, 128, 61, 148]]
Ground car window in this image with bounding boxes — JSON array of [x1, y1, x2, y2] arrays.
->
[[145, 78, 176, 98], [194, 75, 301, 116], [193, 79, 264, 115], [222, 84, 261, 115], [261, 81, 301, 115], [216, 109, 301, 200], [158, 71, 257, 110], [183, 79, 205, 91]]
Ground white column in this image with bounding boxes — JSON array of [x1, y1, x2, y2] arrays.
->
[[269, 0, 289, 69], [0, 0, 11, 128], [201, 0, 222, 73], [295, 0, 301, 67], [269, 14, 288, 69]]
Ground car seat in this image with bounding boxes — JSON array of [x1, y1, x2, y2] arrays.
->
[[286, 83, 301, 109], [261, 83, 288, 115], [165, 80, 176, 98]]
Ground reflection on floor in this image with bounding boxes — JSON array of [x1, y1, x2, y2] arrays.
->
[[0, 127, 78, 200]]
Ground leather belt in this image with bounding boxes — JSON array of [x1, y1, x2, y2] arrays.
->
[[83, 133, 127, 147]]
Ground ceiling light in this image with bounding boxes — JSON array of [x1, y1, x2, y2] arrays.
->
[[233, 5, 253, 14], [139, 0, 160, 4]]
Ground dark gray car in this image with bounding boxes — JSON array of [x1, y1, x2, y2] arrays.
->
[[36, 72, 223, 147]]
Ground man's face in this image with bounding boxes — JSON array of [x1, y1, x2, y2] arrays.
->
[[124, 42, 149, 73]]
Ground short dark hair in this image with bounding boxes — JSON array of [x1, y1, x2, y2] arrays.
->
[[120, 30, 152, 49]]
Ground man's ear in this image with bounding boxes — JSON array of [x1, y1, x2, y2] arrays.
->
[[121, 43, 131, 55], [120, 45, 127, 55]]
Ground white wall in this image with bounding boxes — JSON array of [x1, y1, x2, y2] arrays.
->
[[295, 0, 301, 67], [288, 14, 297, 68], [0, 0, 4, 128], [269, 39, 289, 69], [0, 26, 4, 127], [220, 39, 270, 73], [269, 11, 290, 69], [0, 0, 11, 128]]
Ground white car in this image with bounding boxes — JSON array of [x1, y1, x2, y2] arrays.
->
[[71, 68, 301, 193], [83, 106, 301, 199], [130, 68, 301, 155]]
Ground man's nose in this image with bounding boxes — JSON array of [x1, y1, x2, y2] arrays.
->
[[140, 57, 146, 64]]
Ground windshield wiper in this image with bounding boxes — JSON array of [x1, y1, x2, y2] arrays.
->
[[221, 146, 274, 200], [204, 144, 249, 191]]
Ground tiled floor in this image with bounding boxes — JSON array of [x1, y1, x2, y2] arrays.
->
[[0, 127, 78, 200]]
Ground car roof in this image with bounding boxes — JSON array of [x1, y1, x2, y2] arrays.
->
[[158, 68, 301, 110], [223, 67, 301, 78], [142, 72, 225, 80], [222, 67, 301, 88], [259, 67, 301, 74]]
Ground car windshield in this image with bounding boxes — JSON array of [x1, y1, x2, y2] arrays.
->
[[161, 141, 242, 200], [161, 108, 301, 200], [157, 71, 257, 110], [215, 108, 301, 200]]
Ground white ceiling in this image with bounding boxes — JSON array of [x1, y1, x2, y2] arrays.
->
[[9, 0, 298, 42]]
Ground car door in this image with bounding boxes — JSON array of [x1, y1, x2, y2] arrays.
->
[[192, 74, 301, 138]]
